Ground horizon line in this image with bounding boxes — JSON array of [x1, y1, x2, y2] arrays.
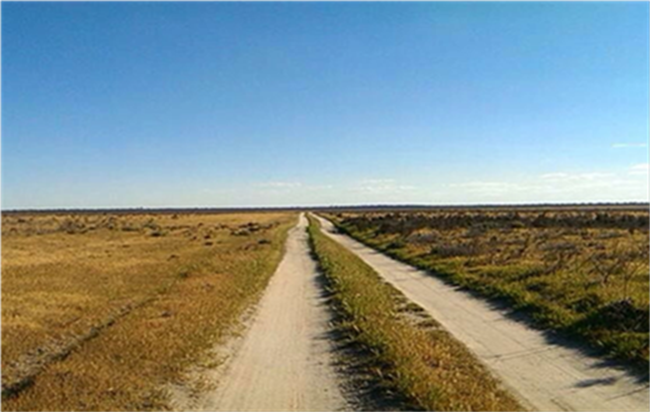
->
[[3, 201, 649, 214]]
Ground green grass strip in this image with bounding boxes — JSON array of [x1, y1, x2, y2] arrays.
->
[[307, 216, 524, 411]]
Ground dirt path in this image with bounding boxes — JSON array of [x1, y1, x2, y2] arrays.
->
[[197, 213, 348, 411], [314, 215, 649, 412]]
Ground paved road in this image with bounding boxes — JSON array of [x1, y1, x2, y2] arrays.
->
[[314, 214, 649, 412]]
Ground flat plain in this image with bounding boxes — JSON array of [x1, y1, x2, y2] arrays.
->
[[324, 207, 650, 364], [314, 213, 649, 411], [1, 211, 296, 410], [1, 206, 648, 412]]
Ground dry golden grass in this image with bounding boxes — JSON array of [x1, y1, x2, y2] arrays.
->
[[307, 216, 523, 411], [2, 211, 297, 411], [327, 209, 650, 364]]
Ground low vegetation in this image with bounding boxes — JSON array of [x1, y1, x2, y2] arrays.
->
[[307, 216, 523, 411], [324, 208, 650, 365], [1, 211, 296, 411]]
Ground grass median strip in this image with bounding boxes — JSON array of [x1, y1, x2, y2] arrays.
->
[[307, 215, 523, 411]]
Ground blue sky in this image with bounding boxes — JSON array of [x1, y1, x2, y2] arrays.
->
[[2, 2, 648, 209]]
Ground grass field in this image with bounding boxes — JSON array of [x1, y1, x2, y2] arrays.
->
[[307, 216, 523, 411], [324, 208, 649, 365], [1, 211, 296, 411]]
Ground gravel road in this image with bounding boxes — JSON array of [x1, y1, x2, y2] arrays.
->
[[202, 213, 348, 411]]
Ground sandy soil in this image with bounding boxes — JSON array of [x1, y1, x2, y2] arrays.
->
[[315, 214, 649, 412], [188, 213, 349, 411]]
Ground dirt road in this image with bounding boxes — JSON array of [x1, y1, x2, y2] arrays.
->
[[314, 215, 649, 412], [199, 213, 348, 411]]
